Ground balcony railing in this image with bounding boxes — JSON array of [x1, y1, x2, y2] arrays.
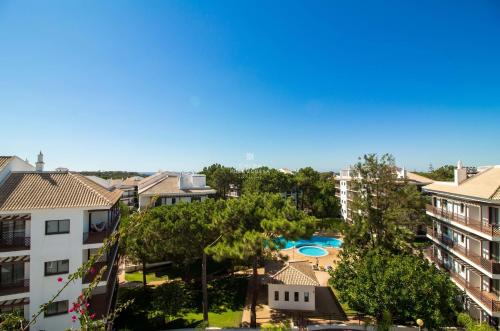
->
[[83, 205, 120, 244], [427, 227, 500, 274], [425, 248, 500, 312], [427, 205, 500, 237], [83, 241, 119, 284], [0, 279, 29, 296], [0, 234, 30, 252]]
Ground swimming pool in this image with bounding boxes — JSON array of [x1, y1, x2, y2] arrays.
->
[[298, 245, 328, 257], [280, 235, 342, 250]]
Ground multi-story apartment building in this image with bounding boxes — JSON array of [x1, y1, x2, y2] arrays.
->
[[0, 153, 122, 330], [138, 171, 216, 209], [423, 162, 500, 326], [335, 166, 433, 222]]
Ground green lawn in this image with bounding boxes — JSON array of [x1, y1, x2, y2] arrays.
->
[[125, 270, 169, 283], [182, 310, 243, 328]]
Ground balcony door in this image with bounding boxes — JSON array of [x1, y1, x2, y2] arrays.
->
[[0, 263, 24, 286], [490, 207, 499, 225], [0, 221, 25, 245]]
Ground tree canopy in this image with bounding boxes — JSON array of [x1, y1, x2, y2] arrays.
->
[[330, 249, 461, 328], [208, 193, 316, 328], [343, 153, 426, 256]]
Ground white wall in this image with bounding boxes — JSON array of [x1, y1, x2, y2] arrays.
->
[[0, 157, 34, 183], [28, 207, 90, 331], [268, 284, 315, 311]]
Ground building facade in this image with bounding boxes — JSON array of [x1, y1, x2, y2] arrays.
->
[[266, 261, 319, 312], [0, 153, 121, 330], [335, 166, 433, 222], [423, 162, 500, 326], [138, 171, 216, 209]]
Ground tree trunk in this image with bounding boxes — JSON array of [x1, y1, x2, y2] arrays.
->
[[250, 256, 258, 328], [202, 251, 209, 325], [142, 260, 147, 287]]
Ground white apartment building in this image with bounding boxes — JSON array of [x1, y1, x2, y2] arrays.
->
[[0, 153, 121, 330], [138, 171, 216, 209], [423, 162, 500, 327], [334, 166, 433, 222]]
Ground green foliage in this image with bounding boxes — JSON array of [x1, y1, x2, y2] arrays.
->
[[207, 192, 316, 328], [122, 211, 165, 285], [114, 276, 247, 330], [343, 154, 426, 256], [330, 249, 461, 328], [457, 313, 496, 331], [201, 164, 241, 199], [152, 281, 190, 321], [78, 171, 144, 179], [415, 165, 455, 181], [0, 309, 25, 330], [242, 167, 294, 194], [208, 193, 316, 262]]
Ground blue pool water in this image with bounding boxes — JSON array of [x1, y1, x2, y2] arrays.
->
[[298, 245, 328, 257], [280, 236, 342, 250]]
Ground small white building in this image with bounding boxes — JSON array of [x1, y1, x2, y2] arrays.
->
[[267, 261, 320, 311], [138, 171, 216, 209]]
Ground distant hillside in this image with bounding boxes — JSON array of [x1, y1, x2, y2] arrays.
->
[[79, 171, 146, 180]]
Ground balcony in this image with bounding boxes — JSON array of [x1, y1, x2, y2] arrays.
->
[[0, 279, 29, 296], [0, 234, 30, 252], [83, 204, 120, 244], [427, 205, 500, 237], [83, 242, 119, 284], [424, 248, 500, 312], [427, 227, 500, 274]]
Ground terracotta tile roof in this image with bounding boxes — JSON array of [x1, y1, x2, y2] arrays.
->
[[122, 176, 143, 186], [0, 156, 13, 172], [423, 166, 500, 201], [269, 261, 320, 286], [139, 176, 216, 196], [406, 172, 434, 185], [0, 171, 122, 211]]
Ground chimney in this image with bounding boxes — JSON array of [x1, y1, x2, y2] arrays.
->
[[454, 160, 467, 185], [35, 151, 44, 172]]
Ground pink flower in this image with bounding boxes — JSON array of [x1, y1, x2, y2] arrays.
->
[[71, 315, 77, 322], [57, 277, 63, 283], [90, 267, 96, 274], [69, 308, 74, 313], [90, 313, 96, 320], [85, 303, 90, 308]]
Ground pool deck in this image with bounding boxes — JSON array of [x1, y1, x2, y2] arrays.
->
[[280, 246, 340, 271]]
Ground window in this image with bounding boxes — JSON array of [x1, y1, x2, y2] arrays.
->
[[443, 199, 448, 207], [294, 292, 299, 302], [0, 263, 24, 285], [274, 291, 279, 301], [460, 234, 465, 243], [460, 203, 465, 214], [171, 198, 176, 205], [44, 300, 68, 317], [192, 196, 202, 202], [304, 292, 309, 302], [433, 197, 437, 207], [45, 220, 70, 235], [284, 291, 289, 301], [45, 260, 69, 276], [461, 265, 465, 273]]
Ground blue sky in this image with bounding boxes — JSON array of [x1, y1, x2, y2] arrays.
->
[[1, 1, 499, 172]]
